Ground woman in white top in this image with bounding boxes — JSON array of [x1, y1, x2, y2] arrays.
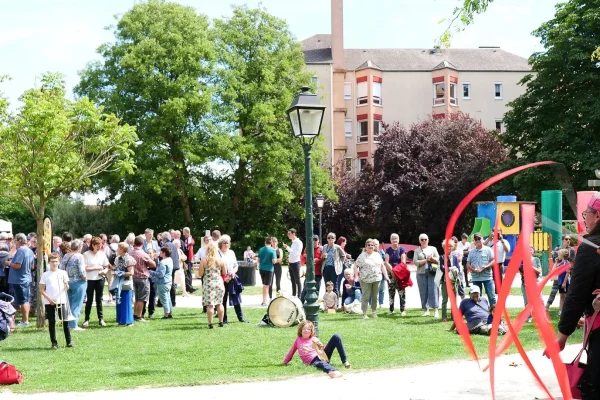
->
[[82, 236, 109, 327], [354, 238, 389, 319], [413, 233, 440, 318], [218, 235, 247, 323], [172, 239, 188, 297]]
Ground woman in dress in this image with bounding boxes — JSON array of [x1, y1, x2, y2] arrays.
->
[[113, 242, 135, 326], [60, 239, 87, 331], [199, 242, 226, 328]]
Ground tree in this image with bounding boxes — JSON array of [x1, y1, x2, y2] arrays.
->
[[49, 196, 120, 239], [75, 0, 215, 229], [209, 5, 335, 243], [365, 114, 505, 244], [502, 0, 600, 196], [0, 73, 137, 327]]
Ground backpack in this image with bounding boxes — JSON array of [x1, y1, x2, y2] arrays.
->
[[106, 245, 117, 266], [0, 362, 24, 385]]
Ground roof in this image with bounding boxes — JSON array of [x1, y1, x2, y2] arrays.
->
[[356, 60, 382, 71], [432, 60, 458, 71], [301, 34, 531, 72]]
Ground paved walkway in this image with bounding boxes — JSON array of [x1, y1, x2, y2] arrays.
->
[[2, 344, 581, 400]]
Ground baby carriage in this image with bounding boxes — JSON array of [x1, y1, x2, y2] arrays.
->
[[0, 292, 16, 342]]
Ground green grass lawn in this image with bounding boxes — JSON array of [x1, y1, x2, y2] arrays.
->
[[509, 286, 553, 296], [0, 308, 580, 394]]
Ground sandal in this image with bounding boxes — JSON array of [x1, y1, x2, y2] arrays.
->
[[344, 361, 351, 368]]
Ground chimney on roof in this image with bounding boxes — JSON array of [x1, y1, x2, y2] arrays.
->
[[331, 0, 344, 70], [432, 45, 441, 55]]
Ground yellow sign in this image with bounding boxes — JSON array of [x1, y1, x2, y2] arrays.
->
[[496, 202, 520, 235], [529, 231, 550, 252], [43, 217, 52, 255]]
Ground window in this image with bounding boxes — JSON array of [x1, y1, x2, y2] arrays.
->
[[345, 157, 352, 172], [463, 82, 471, 99], [344, 83, 352, 100], [433, 82, 445, 105], [495, 119, 503, 133], [357, 120, 368, 143], [311, 75, 318, 85], [372, 81, 382, 105], [357, 81, 368, 105], [373, 120, 382, 141], [344, 119, 352, 137], [358, 158, 368, 173], [449, 83, 457, 106], [494, 82, 503, 99]]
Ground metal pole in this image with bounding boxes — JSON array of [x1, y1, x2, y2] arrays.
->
[[302, 143, 319, 336], [319, 207, 323, 244]]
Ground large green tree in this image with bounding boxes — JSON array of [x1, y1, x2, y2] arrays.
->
[[209, 5, 334, 242], [0, 73, 136, 327], [502, 0, 600, 194], [75, 0, 215, 230]]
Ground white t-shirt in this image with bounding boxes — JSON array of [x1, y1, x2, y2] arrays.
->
[[287, 238, 303, 264], [83, 250, 109, 280], [218, 249, 238, 275], [489, 240, 511, 263], [40, 269, 69, 305], [195, 246, 207, 260], [457, 241, 471, 261]]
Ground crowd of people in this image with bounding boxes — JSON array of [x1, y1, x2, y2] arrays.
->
[[1, 193, 600, 395]]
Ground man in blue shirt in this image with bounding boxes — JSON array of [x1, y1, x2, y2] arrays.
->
[[4, 233, 35, 327], [258, 237, 277, 307], [467, 232, 496, 307], [449, 286, 491, 335]]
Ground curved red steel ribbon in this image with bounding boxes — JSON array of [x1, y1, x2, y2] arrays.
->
[[443, 161, 579, 400], [444, 161, 555, 368]]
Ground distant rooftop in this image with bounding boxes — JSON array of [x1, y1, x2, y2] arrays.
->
[[301, 34, 531, 72]]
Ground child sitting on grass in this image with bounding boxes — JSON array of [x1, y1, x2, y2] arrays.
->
[[282, 320, 351, 378], [322, 281, 338, 312]]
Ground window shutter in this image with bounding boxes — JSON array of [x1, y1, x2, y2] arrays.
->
[[373, 82, 381, 97], [357, 82, 367, 98]]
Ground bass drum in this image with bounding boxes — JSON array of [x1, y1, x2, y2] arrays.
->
[[267, 296, 305, 328]]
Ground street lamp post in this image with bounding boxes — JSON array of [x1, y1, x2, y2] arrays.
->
[[287, 86, 326, 336], [316, 194, 325, 243]]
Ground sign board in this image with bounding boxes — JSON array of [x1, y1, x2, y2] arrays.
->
[[43, 216, 53, 255]]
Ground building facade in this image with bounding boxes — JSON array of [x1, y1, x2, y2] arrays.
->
[[303, 0, 532, 173]]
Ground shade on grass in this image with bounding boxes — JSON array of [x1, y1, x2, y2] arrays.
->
[[0, 308, 580, 394]]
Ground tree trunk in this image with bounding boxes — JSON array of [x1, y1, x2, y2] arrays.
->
[[229, 157, 247, 235], [35, 208, 46, 328], [168, 137, 193, 224]]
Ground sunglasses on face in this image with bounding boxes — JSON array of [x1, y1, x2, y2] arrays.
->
[[420, 239, 428, 241], [328, 237, 335, 240], [474, 238, 482, 241]]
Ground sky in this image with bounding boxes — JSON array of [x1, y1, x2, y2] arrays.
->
[[0, 0, 558, 203]]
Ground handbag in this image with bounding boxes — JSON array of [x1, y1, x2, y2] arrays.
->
[[121, 277, 133, 291], [0, 362, 24, 385], [565, 310, 598, 399]]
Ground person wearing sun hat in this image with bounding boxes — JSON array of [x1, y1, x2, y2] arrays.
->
[[551, 192, 600, 398]]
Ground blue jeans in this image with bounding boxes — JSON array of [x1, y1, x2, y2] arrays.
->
[[417, 273, 439, 309], [344, 289, 362, 305], [473, 280, 496, 307], [310, 334, 347, 373], [67, 280, 87, 329], [158, 284, 172, 314]]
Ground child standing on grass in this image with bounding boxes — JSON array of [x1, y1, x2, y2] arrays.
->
[[39, 253, 73, 349], [322, 281, 338, 312], [282, 320, 351, 378], [150, 247, 173, 319]]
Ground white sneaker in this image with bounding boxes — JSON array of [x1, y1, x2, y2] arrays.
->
[[371, 312, 378, 318], [82, 321, 89, 328], [362, 314, 369, 319], [434, 311, 440, 319], [401, 311, 407, 317], [72, 327, 85, 332], [422, 311, 430, 317]]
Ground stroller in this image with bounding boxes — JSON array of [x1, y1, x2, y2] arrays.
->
[[0, 292, 16, 342]]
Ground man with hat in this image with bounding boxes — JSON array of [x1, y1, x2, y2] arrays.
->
[[448, 286, 490, 335], [552, 193, 600, 398], [467, 232, 496, 307]]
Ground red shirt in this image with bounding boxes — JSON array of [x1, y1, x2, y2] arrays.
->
[[130, 247, 153, 279], [301, 245, 322, 276]]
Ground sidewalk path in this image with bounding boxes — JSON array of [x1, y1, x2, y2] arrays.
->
[[2, 345, 580, 400]]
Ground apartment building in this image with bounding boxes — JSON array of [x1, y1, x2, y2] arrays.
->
[[303, 0, 532, 172]]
